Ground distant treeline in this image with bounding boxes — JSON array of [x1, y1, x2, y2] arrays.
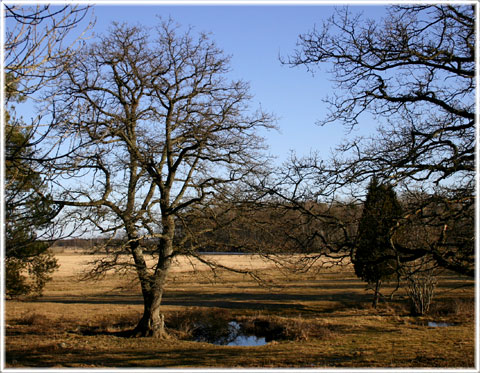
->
[[51, 238, 245, 253]]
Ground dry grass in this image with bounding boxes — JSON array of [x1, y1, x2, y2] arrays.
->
[[4, 253, 475, 368], [52, 251, 279, 277]]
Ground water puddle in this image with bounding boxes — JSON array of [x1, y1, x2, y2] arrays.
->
[[224, 321, 267, 346], [194, 321, 267, 347], [427, 321, 456, 327]]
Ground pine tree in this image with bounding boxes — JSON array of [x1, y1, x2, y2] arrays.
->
[[353, 177, 402, 308], [5, 119, 58, 297]]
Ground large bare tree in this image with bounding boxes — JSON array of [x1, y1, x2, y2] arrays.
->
[[47, 21, 274, 337], [279, 5, 475, 277]]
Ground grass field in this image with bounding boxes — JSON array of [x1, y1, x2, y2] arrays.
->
[[4, 252, 476, 369]]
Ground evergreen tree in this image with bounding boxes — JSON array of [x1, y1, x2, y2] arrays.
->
[[5, 116, 58, 297], [353, 177, 402, 308], [4, 5, 92, 297]]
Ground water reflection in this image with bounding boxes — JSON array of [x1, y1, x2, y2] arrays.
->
[[194, 321, 268, 347], [227, 334, 267, 346], [427, 321, 455, 327], [224, 322, 267, 347]]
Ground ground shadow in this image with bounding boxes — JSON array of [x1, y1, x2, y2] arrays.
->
[[4, 342, 359, 368], [32, 289, 368, 312], [79, 328, 133, 338]]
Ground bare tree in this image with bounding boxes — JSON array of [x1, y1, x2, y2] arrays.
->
[[4, 4, 93, 157], [280, 5, 474, 277], [4, 3, 94, 230], [4, 4, 94, 199], [47, 21, 275, 337], [5, 4, 93, 100], [4, 4, 94, 296]]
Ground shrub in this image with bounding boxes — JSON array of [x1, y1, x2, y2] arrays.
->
[[240, 315, 334, 341], [165, 307, 234, 342], [405, 271, 437, 316], [5, 249, 58, 298]]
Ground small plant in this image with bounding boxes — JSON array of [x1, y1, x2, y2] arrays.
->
[[14, 312, 49, 326], [405, 270, 437, 316]]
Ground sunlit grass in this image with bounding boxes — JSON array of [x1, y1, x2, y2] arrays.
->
[[4, 253, 475, 368]]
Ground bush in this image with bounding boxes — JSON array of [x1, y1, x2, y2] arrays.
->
[[5, 248, 58, 298], [165, 307, 233, 342], [240, 315, 334, 341], [405, 271, 437, 316]]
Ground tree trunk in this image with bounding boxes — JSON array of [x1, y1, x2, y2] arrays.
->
[[131, 287, 168, 338], [131, 217, 174, 338], [372, 279, 381, 308]]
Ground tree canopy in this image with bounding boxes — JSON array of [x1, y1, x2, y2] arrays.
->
[[5, 122, 59, 297], [281, 5, 475, 277], [44, 20, 275, 337]]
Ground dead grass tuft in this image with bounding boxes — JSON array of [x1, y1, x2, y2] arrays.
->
[[9, 312, 74, 335], [14, 313, 50, 326], [79, 312, 141, 335], [98, 313, 140, 330], [239, 315, 336, 342], [429, 298, 474, 320], [165, 307, 234, 341]]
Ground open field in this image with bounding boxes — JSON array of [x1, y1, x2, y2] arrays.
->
[[4, 252, 476, 369]]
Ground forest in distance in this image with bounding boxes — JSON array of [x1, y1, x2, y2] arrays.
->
[[4, 2, 475, 369]]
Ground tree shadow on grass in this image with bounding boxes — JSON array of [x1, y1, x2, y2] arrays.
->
[[32, 289, 368, 313], [78, 327, 134, 338], [5, 342, 270, 368], [5, 342, 358, 368]]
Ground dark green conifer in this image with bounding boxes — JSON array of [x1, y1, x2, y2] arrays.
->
[[353, 176, 403, 308], [5, 116, 59, 297]]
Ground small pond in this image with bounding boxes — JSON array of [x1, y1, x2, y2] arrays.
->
[[224, 322, 267, 346], [194, 321, 267, 347], [415, 320, 457, 328], [427, 321, 456, 327]]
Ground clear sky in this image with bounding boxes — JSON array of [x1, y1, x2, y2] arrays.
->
[[8, 2, 389, 165], [83, 3, 390, 164], [87, 3, 389, 164]]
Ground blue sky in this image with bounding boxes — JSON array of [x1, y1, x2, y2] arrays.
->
[[87, 4, 389, 164], [7, 3, 389, 164]]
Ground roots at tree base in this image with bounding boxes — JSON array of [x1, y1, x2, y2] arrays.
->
[[131, 313, 169, 338]]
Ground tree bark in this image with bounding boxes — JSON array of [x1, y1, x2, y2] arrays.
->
[[131, 286, 168, 338], [131, 218, 174, 338]]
